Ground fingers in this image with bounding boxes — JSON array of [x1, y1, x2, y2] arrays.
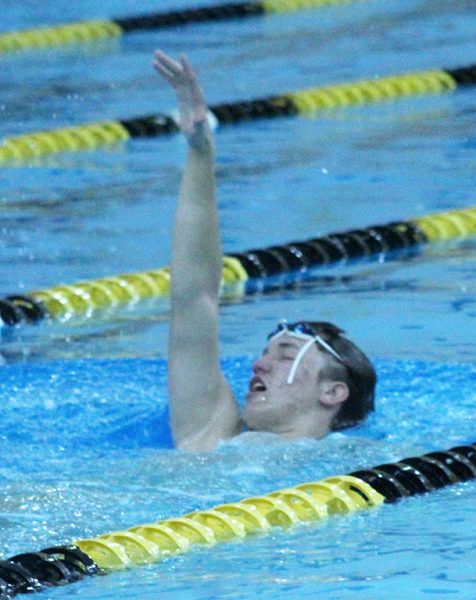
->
[[154, 49, 181, 73], [153, 50, 196, 83], [153, 50, 199, 88], [180, 54, 197, 82], [153, 49, 183, 83]]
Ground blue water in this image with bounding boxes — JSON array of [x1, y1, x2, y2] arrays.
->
[[1, 0, 476, 598], [0, 358, 475, 598], [1, 358, 475, 599]]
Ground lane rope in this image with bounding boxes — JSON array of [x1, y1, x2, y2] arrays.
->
[[1, 63, 475, 162], [1, 443, 474, 597], [0, 0, 362, 55], [1, 205, 475, 327]]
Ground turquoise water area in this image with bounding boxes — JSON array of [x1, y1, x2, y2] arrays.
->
[[1, 0, 476, 598], [0, 358, 475, 598]]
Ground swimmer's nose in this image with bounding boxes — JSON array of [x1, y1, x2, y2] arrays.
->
[[252, 355, 272, 374]]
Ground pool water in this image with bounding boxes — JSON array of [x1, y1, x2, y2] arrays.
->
[[0, 0, 475, 598], [0, 358, 475, 598]]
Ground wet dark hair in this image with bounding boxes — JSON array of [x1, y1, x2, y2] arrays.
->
[[289, 321, 376, 430]]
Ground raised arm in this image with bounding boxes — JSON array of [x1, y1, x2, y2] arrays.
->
[[153, 50, 240, 451]]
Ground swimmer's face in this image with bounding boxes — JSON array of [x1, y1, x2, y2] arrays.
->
[[242, 332, 333, 436]]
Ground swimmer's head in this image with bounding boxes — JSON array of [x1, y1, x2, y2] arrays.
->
[[280, 321, 376, 430], [243, 320, 376, 437]]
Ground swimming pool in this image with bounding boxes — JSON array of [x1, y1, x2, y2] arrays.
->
[[1, 0, 475, 597]]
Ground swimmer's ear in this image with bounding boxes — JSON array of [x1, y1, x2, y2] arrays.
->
[[318, 381, 349, 408]]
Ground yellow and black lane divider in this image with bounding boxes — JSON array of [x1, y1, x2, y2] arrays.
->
[[0, 205, 475, 327], [0, 443, 474, 597], [0, 0, 361, 55], [1, 63, 476, 163]]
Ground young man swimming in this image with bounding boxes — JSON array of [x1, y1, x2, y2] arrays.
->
[[153, 50, 376, 451]]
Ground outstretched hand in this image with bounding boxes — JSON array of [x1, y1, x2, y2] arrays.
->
[[153, 50, 211, 148]]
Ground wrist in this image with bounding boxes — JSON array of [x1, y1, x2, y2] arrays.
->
[[186, 120, 214, 151]]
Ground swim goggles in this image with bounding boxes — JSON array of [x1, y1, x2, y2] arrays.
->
[[268, 321, 344, 385]]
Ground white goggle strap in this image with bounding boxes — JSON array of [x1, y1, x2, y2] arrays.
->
[[286, 337, 315, 385], [269, 326, 343, 385], [285, 334, 343, 385], [313, 334, 343, 363]]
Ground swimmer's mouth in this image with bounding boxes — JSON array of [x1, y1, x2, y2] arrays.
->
[[249, 376, 266, 392]]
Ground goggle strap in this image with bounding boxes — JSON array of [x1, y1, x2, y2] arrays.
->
[[313, 334, 343, 363], [271, 328, 343, 363], [269, 323, 345, 385], [287, 338, 316, 384]]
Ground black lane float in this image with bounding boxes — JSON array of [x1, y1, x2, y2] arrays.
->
[[0, 205, 475, 327], [0, 443, 474, 598], [1, 63, 476, 162], [0, 0, 363, 55]]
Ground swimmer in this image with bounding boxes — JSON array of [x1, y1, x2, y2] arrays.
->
[[153, 50, 376, 451]]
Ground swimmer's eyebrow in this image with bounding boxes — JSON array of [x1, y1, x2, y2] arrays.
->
[[262, 340, 301, 356], [266, 341, 301, 353], [277, 341, 300, 349]]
